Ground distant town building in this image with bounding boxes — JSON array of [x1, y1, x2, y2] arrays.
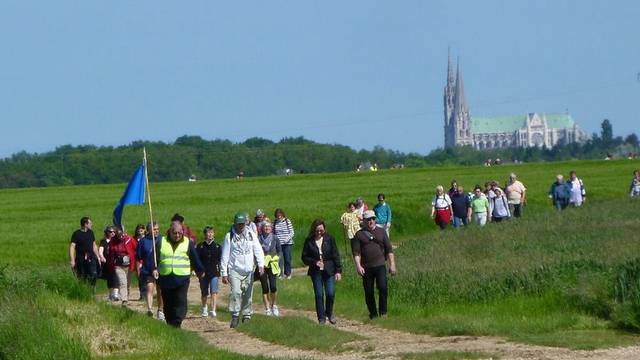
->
[[443, 52, 588, 149]]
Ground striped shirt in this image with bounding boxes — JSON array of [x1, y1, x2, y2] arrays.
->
[[274, 218, 295, 245]]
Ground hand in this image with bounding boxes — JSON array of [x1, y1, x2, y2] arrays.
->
[[152, 269, 159, 280], [389, 265, 397, 276], [315, 260, 324, 268], [356, 265, 365, 276], [258, 267, 264, 276], [222, 276, 229, 285], [335, 273, 342, 281]]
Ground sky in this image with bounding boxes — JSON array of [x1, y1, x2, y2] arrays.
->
[[1, 1, 639, 158]]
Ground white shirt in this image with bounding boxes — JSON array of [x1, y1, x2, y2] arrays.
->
[[220, 227, 265, 276], [431, 194, 452, 209]]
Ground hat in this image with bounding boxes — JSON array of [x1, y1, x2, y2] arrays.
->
[[234, 212, 248, 225], [363, 210, 376, 220], [256, 209, 265, 216]]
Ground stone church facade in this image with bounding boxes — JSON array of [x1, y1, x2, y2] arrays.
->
[[443, 54, 588, 149]]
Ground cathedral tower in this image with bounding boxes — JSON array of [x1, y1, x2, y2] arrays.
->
[[444, 52, 472, 148]]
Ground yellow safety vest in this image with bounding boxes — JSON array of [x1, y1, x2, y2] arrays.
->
[[159, 236, 191, 276]]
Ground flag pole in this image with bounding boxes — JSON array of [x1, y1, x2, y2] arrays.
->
[[143, 147, 157, 269]]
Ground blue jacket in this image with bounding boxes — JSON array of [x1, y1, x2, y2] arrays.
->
[[136, 235, 162, 275], [373, 202, 392, 225]]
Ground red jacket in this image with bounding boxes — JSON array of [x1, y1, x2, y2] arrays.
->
[[107, 234, 137, 273]]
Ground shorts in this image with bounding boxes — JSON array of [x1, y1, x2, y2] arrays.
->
[[139, 272, 155, 285], [199, 276, 219, 297]]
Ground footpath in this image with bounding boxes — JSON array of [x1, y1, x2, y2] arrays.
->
[[110, 268, 640, 360]]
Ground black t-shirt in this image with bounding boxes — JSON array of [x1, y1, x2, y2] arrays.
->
[[71, 229, 96, 261], [451, 192, 471, 218]]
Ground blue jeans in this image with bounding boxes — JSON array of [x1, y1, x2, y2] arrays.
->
[[281, 244, 293, 277], [310, 271, 335, 322], [452, 216, 469, 228], [554, 199, 568, 210]]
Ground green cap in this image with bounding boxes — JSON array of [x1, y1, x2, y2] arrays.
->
[[234, 212, 247, 224]]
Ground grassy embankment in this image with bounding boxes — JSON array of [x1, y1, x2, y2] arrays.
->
[[1, 159, 639, 357]]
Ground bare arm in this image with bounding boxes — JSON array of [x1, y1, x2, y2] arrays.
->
[[388, 253, 396, 275], [69, 243, 76, 267], [353, 255, 365, 275]]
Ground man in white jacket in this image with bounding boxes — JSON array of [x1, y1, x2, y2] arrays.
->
[[221, 212, 265, 328]]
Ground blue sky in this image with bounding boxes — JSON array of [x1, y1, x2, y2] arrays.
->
[[1, 1, 638, 158]]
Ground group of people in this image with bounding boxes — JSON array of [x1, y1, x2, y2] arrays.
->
[[70, 198, 398, 329], [430, 173, 528, 229]]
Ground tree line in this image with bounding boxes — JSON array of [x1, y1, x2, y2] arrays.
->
[[1, 120, 637, 189]]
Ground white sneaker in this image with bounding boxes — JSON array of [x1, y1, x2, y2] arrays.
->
[[201, 306, 208, 317], [272, 305, 280, 317], [209, 310, 217, 317], [157, 310, 165, 321], [265, 308, 272, 316], [286, 275, 292, 280]]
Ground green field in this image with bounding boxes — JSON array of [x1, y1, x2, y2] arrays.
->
[[2, 159, 640, 358]]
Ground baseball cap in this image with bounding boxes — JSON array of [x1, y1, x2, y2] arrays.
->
[[234, 212, 248, 224], [363, 210, 376, 220]]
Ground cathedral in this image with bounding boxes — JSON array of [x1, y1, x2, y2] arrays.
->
[[443, 54, 589, 149]]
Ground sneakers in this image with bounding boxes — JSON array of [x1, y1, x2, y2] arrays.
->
[[265, 308, 272, 316], [286, 275, 292, 280], [271, 305, 280, 317], [146, 310, 153, 317], [230, 316, 240, 328], [157, 310, 166, 321], [121, 301, 128, 307], [209, 310, 217, 318], [242, 316, 251, 324], [201, 306, 209, 317], [328, 314, 337, 325]]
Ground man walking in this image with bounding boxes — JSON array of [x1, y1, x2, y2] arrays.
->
[[221, 212, 265, 328], [450, 186, 471, 228], [153, 222, 204, 328], [69, 216, 100, 289], [352, 210, 396, 319], [549, 175, 571, 210]]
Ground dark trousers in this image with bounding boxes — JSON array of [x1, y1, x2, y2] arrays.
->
[[310, 271, 335, 322], [362, 265, 388, 318], [74, 258, 97, 288], [281, 244, 293, 276], [510, 204, 523, 218], [259, 267, 278, 294], [160, 280, 190, 328]]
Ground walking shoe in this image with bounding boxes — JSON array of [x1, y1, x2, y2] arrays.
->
[[112, 294, 121, 302], [121, 301, 128, 307], [264, 308, 272, 316], [230, 316, 240, 328], [328, 315, 337, 325], [146, 310, 154, 317], [271, 305, 280, 317], [201, 306, 209, 317], [209, 310, 217, 318], [286, 275, 292, 280], [318, 318, 326, 325], [157, 310, 166, 321], [242, 316, 251, 324]]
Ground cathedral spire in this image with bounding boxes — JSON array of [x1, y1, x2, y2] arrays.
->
[[447, 47, 454, 86], [454, 57, 467, 113]]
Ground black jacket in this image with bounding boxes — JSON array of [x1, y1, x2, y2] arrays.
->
[[196, 240, 222, 278], [301, 234, 342, 276]]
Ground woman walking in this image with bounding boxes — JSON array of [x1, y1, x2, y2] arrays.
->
[[301, 219, 342, 324], [107, 228, 136, 306], [99, 226, 119, 301], [258, 222, 281, 316], [431, 185, 453, 230], [274, 208, 295, 279], [490, 187, 511, 222]]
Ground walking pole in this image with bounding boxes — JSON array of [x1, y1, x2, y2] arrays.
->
[[143, 147, 156, 269]]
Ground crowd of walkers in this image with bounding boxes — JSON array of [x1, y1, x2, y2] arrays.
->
[[68, 168, 638, 329]]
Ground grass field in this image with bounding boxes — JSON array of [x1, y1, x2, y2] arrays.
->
[[1, 158, 640, 357]]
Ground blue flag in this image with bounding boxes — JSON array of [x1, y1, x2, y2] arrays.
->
[[113, 164, 146, 227]]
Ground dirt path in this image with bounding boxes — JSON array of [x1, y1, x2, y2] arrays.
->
[[114, 270, 640, 360]]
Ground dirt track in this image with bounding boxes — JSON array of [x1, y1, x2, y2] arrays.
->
[[115, 271, 640, 360]]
